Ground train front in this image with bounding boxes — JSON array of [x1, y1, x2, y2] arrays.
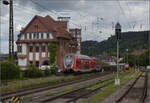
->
[[63, 53, 75, 72]]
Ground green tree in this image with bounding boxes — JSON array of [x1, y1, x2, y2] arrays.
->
[[49, 43, 58, 67], [128, 54, 135, 67], [8, 55, 14, 63], [1, 61, 21, 80]]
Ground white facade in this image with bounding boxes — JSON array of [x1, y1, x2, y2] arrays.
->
[[17, 31, 57, 69], [22, 44, 26, 55], [42, 53, 46, 58], [43, 33, 47, 39], [18, 58, 27, 66], [36, 53, 39, 61], [29, 53, 33, 61]]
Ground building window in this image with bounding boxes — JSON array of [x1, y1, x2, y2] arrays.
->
[[42, 46, 45, 52], [36, 61, 39, 67], [34, 33, 36, 39], [41, 33, 43, 39], [36, 46, 39, 52], [29, 46, 33, 52], [37, 33, 39, 39], [18, 45, 22, 52], [47, 33, 49, 38], [24, 33, 27, 39], [29, 33, 32, 39], [30, 61, 33, 64]]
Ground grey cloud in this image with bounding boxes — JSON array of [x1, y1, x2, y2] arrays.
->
[[15, 0, 80, 12]]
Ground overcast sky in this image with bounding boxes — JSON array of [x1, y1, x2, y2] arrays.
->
[[0, 0, 149, 53]]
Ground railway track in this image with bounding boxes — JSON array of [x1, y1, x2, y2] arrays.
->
[[40, 77, 115, 103], [116, 72, 148, 103], [0, 72, 111, 102]]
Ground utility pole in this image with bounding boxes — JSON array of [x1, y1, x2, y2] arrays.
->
[[3, 0, 14, 58], [115, 22, 121, 85]]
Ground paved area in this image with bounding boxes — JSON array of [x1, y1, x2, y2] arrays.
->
[[145, 72, 150, 103]]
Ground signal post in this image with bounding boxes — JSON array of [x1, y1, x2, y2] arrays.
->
[[115, 22, 121, 85]]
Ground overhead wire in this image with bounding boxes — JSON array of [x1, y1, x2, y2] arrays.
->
[[30, 0, 82, 28], [116, 0, 132, 29]]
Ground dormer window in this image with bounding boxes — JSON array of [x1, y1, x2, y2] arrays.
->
[[37, 33, 39, 39], [24, 33, 27, 39], [34, 33, 36, 39], [47, 33, 49, 38], [41, 33, 43, 39], [29, 33, 32, 39]]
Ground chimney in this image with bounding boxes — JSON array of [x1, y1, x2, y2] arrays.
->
[[57, 17, 71, 31]]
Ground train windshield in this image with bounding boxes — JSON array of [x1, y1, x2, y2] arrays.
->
[[64, 54, 74, 68]]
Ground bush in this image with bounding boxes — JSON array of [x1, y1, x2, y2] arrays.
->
[[24, 64, 45, 78], [50, 67, 58, 75], [1, 61, 21, 80], [44, 68, 51, 76]]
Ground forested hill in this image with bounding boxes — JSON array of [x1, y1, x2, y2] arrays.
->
[[81, 31, 149, 56]]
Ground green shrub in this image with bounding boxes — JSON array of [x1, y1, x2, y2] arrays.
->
[[50, 67, 58, 75], [1, 61, 21, 80], [24, 64, 45, 78], [44, 68, 51, 76]]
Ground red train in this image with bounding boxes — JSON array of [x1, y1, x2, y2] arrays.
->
[[62, 53, 101, 72], [124, 64, 130, 70]]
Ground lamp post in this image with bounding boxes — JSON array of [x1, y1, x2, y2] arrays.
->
[[3, 0, 14, 58], [115, 22, 121, 85]]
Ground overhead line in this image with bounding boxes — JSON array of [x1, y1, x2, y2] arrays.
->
[[30, 0, 81, 28], [117, 0, 132, 28]]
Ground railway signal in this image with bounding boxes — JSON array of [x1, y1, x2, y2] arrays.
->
[[115, 22, 121, 85]]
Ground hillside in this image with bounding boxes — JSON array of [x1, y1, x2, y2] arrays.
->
[[81, 31, 149, 56]]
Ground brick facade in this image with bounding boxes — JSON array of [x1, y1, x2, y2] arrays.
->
[[16, 15, 81, 69]]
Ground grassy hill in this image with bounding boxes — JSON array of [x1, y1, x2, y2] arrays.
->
[[81, 31, 149, 56]]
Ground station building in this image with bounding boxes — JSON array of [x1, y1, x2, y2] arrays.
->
[[16, 15, 81, 70]]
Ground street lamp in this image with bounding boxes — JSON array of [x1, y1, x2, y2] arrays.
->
[[115, 22, 121, 85]]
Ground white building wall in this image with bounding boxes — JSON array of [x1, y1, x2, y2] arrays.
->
[[42, 53, 46, 57], [36, 53, 39, 61], [27, 33, 29, 39], [18, 58, 27, 66], [32, 33, 34, 39], [22, 44, 26, 55], [39, 33, 41, 39], [43, 33, 47, 39], [49, 33, 53, 39], [21, 34, 24, 40], [29, 53, 33, 61]]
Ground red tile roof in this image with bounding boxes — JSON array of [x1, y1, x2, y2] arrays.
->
[[37, 15, 71, 39], [21, 15, 73, 39]]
